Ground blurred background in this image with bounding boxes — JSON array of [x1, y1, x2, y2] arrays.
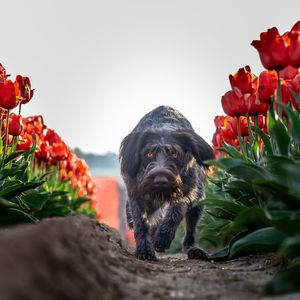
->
[[1, 0, 300, 240]]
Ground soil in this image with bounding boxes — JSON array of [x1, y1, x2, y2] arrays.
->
[[0, 215, 299, 300]]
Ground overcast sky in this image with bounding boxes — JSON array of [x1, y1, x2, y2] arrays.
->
[[1, 1, 300, 154]]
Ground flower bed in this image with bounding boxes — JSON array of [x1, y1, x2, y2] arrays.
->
[[0, 63, 96, 225], [201, 21, 300, 295]]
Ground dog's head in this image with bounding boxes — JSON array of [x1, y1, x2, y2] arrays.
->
[[119, 129, 214, 198]]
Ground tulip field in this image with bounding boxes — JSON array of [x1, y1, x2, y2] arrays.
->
[[1, 18, 300, 298], [197, 20, 300, 295], [0, 63, 96, 225]]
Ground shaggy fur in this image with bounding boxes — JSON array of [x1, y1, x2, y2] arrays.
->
[[119, 106, 214, 260]]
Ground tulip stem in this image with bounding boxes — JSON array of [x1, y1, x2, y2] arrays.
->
[[276, 70, 282, 119], [237, 117, 245, 155], [18, 104, 22, 115], [1, 109, 10, 169]]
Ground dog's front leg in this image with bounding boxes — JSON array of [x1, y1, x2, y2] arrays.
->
[[154, 202, 187, 252], [130, 198, 157, 261]]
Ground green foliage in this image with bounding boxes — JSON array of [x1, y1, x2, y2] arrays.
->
[[201, 100, 300, 295], [0, 142, 94, 226]]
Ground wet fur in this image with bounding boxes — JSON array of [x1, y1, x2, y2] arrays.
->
[[119, 106, 214, 260]]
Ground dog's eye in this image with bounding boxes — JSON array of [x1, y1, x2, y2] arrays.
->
[[171, 152, 178, 158], [146, 152, 153, 159]]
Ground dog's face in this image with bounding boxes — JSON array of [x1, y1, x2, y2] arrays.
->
[[120, 129, 214, 200]]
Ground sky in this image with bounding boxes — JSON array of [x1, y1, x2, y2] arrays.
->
[[1, 0, 300, 154]]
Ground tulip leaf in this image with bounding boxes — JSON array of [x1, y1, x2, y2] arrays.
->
[[228, 227, 286, 259]]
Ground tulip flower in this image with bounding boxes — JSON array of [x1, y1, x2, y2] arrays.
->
[[17, 133, 34, 151], [279, 65, 299, 80], [8, 113, 23, 136], [251, 27, 289, 70], [221, 87, 268, 117], [0, 80, 18, 110], [221, 88, 248, 116], [0, 64, 8, 84], [229, 65, 257, 94], [257, 71, 278, 103], [35, 141, 50, 162], [287, 21, 300, 68], [14, 75, 34, 105], [280, 80, 299, 110]]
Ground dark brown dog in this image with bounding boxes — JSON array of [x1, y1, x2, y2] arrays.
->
[[119, 106, 214, 260]]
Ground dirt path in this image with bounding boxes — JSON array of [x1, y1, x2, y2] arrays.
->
[[0, 216, 298, 300]]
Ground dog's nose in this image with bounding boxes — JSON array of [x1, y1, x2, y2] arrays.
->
[[153, 175, 169, 187]]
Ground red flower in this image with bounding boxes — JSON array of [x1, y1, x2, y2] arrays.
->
[[257, 70, 277, 103], [17, 133, 34, 151], [279, 65, 299, 80], [293, 74, 300, 91], [35, 141, 50, 162], [251, 27, 289, 70], [22, 115, 46, 137], [281, 80, 299, 110], [44, 129, 62, 144], [221, 88, 248, 116], [221, 87, 268, 116], [50, 142, 68, 164], [287, 21, 300, 68], [0, 64, 8, 84], [0, 80, 18, 110], [229, 65, 257, 94], [8, 113, 23, 136], [14, 75, 34, 105]]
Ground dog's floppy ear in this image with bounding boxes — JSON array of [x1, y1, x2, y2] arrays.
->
[[119, 130, 156, 178], [174, 130, 215, 168], [119, 132, 142, 178]]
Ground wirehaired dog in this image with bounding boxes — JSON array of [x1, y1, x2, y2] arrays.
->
[[119, 106, 214, 260]]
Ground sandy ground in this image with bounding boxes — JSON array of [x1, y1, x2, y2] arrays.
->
[[0, 215, 299, 300]]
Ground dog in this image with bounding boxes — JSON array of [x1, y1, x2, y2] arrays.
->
[[119, 106, 214, 260]]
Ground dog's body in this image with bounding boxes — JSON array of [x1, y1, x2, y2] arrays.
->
[[120, 106, 214, 260]]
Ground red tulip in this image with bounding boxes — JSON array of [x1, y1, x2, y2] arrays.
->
[[221, 88, 248, 116], [247, 94, 269, 115], [14, 75, 34, 105], [229, 65, 257, 94], [0, 80, 18, 110], [257, 70, 277, 103], [287, 21, 300, 68], [50, 142, 68, 164], [44, 129, 62, 144], [35, 141, 50, 162], [293, 74, 300, 91], [8, 113, 23, 136], [279, 65, 299, 80], [280, 80, 299, 110], [251, 27, 289, 70], [17, 133, 34, 151], [0, 64, 8, 85]]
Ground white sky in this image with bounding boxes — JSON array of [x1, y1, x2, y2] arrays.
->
[[1, 0, 300, 154]]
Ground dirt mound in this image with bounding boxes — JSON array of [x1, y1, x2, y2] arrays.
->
[[0, 215, 297, 300]]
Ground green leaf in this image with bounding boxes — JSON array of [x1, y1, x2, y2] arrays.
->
[[0, 181, 45, 199], [268, 103, 290, 155], [229, 227, 286, 259], [280, 233, 300, 257], [3, 150, 25, 166], [21, 192, 50, 211], [251, 126, 273, 156], [221, 140, 243, 159], [209, 230, 250, 261], [234, 207, 270, 230], [0, 197, 19, 209]]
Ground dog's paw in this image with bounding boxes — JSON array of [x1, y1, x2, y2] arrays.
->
[[187, 246, 209, 260], [153, 233, 173, 252], [134, 247, 157, 261]]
